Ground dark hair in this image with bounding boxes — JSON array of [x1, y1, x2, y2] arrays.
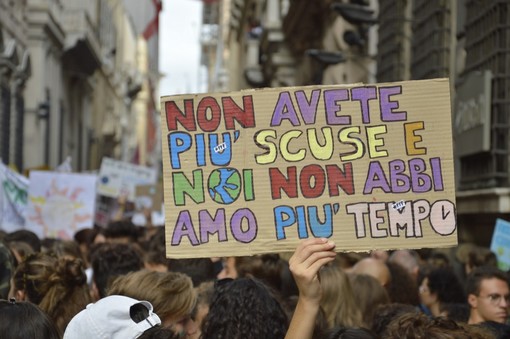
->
[[386, 261, 420, 306], [478, 321, 510, 339], [201, 278, 288, 339], [0, 299, 60, 339], [103, 220, 140, 242], [383, 312, 493, 339], [326, 326, 378, 339], [439, 303, 470, 323], [169, 258, 216, 287], [90, 243, 143, 298], [371, 303, 418, 336], [0, 240, 14, 299], [138, 326, 180, 339], [73, 228, 99, 246], [235, 254, 285, 292], [427, 268, 466, 304], [466, 266, 509, 296], [5, 230, 41, 252]]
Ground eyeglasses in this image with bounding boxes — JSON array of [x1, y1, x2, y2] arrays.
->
[[478, 293, 510, 305]]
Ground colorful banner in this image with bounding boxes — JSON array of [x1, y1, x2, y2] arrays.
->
[[97, 157, 158, 201], [25, 171, 97, 239], [160, 79, 457, 258], [490, 218, 510, 271], [0, 161, 28, 232]]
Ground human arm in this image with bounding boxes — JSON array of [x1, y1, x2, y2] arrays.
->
[[285, 238, 336, 339]]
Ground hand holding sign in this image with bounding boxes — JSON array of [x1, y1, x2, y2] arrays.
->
[[286, 238, 336, 339]]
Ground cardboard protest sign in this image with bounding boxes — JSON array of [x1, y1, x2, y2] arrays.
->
[[25, 171, 97, 239], [490, 218, 510, 271], [97, 157, 157, 201], [0, 161, 28, 232], [160, 78, 457, 258]]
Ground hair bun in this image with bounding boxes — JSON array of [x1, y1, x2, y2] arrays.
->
[[56, 257, 87, 287]]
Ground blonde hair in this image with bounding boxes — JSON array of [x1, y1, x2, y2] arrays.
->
[[12, 253, 91, 335], [320, 262, 364, 328], [108, 270, 196, 320]]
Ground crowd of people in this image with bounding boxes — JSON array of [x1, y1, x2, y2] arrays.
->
[[0, 220, 508, 339]]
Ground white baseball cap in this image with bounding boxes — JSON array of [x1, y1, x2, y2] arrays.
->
[[64, 295, 161, 339]]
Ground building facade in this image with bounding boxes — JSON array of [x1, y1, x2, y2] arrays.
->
[[0, 0, 159, 173], [202, 0, 510, 246], [0, 0, 31, 171]]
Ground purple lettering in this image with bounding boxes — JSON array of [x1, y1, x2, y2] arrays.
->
[[324, 89, 350, 125], [409, 158, 431, 192], [199, 209, 227, 243], [379, 86, 407, 122], [351, 87, 377, 124], [172, 211, 199, 246], [364, 161, 391, 194], [295, 90, 320, 125], [389, 159, 410, 193], [230, 208, 258, 243], [271, 92, 300, 126]]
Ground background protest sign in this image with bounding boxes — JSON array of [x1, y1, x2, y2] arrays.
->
[[25, 171, 97, 239], [490, 218, 510, 270], [0, 161, 28, 232], [160, 78, 457, 258], [97, 157, 158, 201], [135, 183, 163, 212]]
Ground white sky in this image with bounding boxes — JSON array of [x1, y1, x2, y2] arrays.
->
[[159, 0, 203, 96]]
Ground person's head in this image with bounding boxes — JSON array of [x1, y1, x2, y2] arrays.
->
[[0, 299, 60, 339], [440, 303, 470, 323], [90, 243, 144, 299], [104, 220, 140, 244], [64, 295, 161, 339], [48, 239, 84, 261], [188, 281, 215, 339], [466, 266, 510, 324], [457, 244, 498, 276], [108, 270, 196, 334], [0, 240, 14, 299], [201, 277, 288, 339], [383, 312, 494, 339], [10, 252, 91, 334], [385, 261, 420, 306], [320, 262, 364, 328], [326, 326, 378, 339], [137, 326, 180, 339], [371, 303, 418, 336], [351, 257, 391, 287], [419, 267, 466, 316], [168, 258, 216, 286], [8, 240, 35, 265], [388, 250, 420, 280], [235, 254, 285, 293], [4, 230, 41, 252], [349, 273, 390, 328]]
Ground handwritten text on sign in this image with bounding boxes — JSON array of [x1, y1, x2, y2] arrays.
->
[[161, 79, 457, 258]]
